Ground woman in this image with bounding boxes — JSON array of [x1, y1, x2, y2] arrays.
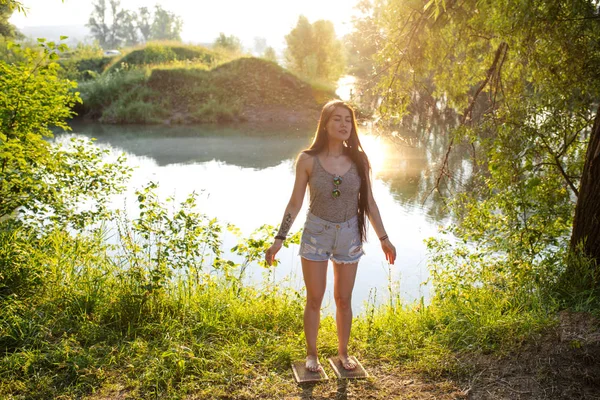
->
[[264, 100, 396, 372]]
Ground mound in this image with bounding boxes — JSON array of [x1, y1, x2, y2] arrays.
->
[[105, 43, 218, 74], [146, 57, 335, 123]]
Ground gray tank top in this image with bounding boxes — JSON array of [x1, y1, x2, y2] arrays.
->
[[308, 154, 361, 223]]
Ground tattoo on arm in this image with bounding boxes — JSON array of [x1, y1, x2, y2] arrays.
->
[[277, 212, 293, 237]]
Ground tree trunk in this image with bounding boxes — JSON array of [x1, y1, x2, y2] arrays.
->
[[570, 103, 600, 268]]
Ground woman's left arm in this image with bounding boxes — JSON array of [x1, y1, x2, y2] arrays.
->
[[366, 182, 397, 265]]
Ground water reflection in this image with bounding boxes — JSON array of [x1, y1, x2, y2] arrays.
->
[[68, 121, 315, 168], [61, 121, 459, 311]]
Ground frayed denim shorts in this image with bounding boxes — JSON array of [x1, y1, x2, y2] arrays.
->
[[298, 212, 365, 264]]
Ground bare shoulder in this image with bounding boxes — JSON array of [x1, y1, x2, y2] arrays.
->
[[296, 151, 315, 175], [297, 151, 315, 166]]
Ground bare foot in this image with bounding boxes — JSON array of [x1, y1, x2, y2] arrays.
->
[[305, 355, 322, 372], [339, 354, 357, 370]]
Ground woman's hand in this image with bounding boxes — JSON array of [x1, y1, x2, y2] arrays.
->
[[265, 240, 283, 266], [381, 238, 396, 265]]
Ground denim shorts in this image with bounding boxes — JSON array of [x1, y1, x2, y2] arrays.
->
[[298, 212, 365, 264]]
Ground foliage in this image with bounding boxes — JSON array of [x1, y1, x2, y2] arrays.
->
[[0, 2, 590, 396], [57, 42, 113, 81], [344, 0, 381, 79], [0, 183, 309, 398], [104, 42, 217, 73], [0, 188, 557, 397], [58, 55, 113, 81], [262, 46, 277, 62], [100, 84, 167, 124], [213, 32, 243, 55], [0, 3, 20, 38], [362, 0, 600, 299], [87, 0, 118, 48], [0, 39, 131, 229], [87, 0, 183, 48], [77, 66, 155, 120], [78, 57, 334, 124], [284, 15, 346, 82], [0, 36, 40, 63], [150, 4, 183, 41]]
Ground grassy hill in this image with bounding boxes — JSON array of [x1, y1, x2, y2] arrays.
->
[[104, 42, 220, 74], [77, 55, 336, 125]]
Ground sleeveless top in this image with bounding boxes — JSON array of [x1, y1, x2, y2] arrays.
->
[[308, 154, 361, 223]]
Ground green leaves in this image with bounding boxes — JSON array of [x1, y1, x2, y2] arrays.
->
[[361, 0, 600, 310], [0, 46, 131, 230], [284, 16, 346, 83]]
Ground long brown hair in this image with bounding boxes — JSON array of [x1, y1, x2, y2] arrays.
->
[[303, 100, 372, 243]]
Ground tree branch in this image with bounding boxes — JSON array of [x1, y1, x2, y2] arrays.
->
[[426, 42, 509, 200]]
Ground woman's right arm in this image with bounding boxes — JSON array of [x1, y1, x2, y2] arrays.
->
[[265, 152, 311, 266]]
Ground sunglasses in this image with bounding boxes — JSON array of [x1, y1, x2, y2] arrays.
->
[[332, 175, 342, 198]]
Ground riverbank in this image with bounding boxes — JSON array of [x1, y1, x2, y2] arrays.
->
[[2, 196, 599, 399], [75, 55, 335, 125]]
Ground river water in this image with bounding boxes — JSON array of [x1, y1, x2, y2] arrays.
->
[[58, 120, 452, 313]]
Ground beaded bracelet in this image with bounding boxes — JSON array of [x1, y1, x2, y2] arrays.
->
[[379, 234, 389, 241]]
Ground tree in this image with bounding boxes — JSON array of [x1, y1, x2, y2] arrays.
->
[[115, 9, 139, 46], [312, 20, 345, 81], [365, 0, 600, 280], [87, 0, 110, 47], [284, 15, 345, 82], [284, 16, 315, 76], [151, 5, 182, 41], [344, 0, 381, 79], [105, 0, 122, 48], [213, 33, 242, 54], [138, 6, 152, 42], [87, 2, 183, 48], [262, 46, 277, 62], [0, 4, 20, 38], [0, 40, 130, 229], [571, 104, 600, 271]]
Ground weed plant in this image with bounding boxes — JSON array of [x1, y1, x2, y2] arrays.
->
[[0, 181, 575, 398]]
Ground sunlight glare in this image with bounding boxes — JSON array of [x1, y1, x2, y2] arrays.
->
[[359, 134, 388, 175]]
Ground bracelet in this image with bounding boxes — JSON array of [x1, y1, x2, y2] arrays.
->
[[379, 234, 388, 241], [275, 235, 286, 241]]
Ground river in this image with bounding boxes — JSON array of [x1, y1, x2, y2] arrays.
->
[[58, 119, 453, 313]]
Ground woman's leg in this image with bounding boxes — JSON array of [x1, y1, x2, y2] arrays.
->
[[333, 261, 359, 370], [301, 257, 328, 372]]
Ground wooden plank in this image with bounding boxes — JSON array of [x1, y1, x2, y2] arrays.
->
[[291, 360, 329, 383], [327, 356, 369, 379]]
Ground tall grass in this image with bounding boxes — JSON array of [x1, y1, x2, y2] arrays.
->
[[76, 68, 167, 123], [104, 41, 219, 74], [0, 182, 575, 398], [73, 41, 336, 124]]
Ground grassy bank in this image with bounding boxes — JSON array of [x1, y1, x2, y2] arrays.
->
[[72, 43, 335, 125], [1, 186, 584, 399], [103, 42, 220, 74]]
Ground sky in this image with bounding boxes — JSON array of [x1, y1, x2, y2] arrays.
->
[[9, 0, 360, 49]]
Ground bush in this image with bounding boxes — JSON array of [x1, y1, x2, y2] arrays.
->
[[59, 56, 113, 81], [104, 42, 217, 74], [77, 68, 150, 118], [189, 98, 240, 123], [100, 86, 166, 124]]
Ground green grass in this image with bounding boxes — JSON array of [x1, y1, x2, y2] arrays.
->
[[75, 43, 336, 124], [0, 182, 580, 398], [104, 41, 220, 74], [0, 198, 572, 398]]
